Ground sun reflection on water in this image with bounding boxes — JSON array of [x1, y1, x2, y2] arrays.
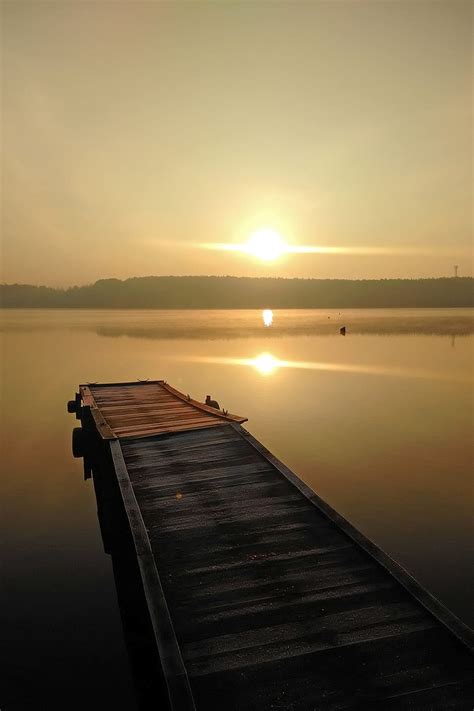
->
[[253, 352, 279, 375], [262, 309, 273, 327], [178, 352, 472, 383]]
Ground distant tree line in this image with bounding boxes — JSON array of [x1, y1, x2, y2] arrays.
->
[[1, 276, 473, 309]]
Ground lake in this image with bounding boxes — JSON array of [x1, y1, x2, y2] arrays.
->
[[1, 308, 473, 709]]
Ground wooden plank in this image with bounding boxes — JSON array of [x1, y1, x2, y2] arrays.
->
[[80, 385, 96, 407], [230, 423, 474, 652], [104, 406, 194, 419], [80, 385, 116, 439], [118, 422, 231, 439], [189, 628, 472, 710], [185, 617, 439, 677], [88, 381, 243, 426], [113, 418, 232, 434], [81, 379, 165, 388], [111, 413, 223, 428], [109, 440, 196, 711], [183, 599, 429, 657], [159, 382, 247, 423], [126, 426, 237, 447], [84, 381, 247, 439]]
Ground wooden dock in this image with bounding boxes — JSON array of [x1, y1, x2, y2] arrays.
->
[[69, 380, 473, 710]]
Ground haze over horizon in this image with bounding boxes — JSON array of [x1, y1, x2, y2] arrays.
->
[[2, 1, 472, 287], [3, 274, 474, 291]]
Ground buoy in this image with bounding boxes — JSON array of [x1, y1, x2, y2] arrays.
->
[[340, 326, 346, 335]]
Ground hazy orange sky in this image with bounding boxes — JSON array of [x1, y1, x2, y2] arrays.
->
[[2, 0, 472, 286]]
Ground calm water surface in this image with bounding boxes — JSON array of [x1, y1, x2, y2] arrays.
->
[[1, 308, 473, 709]]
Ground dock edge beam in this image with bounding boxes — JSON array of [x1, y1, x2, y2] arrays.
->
[[109, 439, 196, 711]]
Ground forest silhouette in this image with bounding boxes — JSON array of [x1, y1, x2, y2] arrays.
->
[[1, 276, 472, 309]]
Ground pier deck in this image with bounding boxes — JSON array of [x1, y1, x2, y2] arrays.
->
[[70, 381, 473, 710]]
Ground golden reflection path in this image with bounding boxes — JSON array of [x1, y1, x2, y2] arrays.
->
[[180, 353, 473, 382]]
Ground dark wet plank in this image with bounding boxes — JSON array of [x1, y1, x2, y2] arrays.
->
[[117, 426, 474, 710]]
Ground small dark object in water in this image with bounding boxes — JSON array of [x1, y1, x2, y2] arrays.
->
[[340, 326, 346, 335], [206, 395, 220, 409]]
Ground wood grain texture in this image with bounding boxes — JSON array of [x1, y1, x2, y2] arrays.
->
[[80, 381, 247, 439], [115, 425, 474, 710]]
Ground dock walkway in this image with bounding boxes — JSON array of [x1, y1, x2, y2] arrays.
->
[[70, 381, 473, 710]]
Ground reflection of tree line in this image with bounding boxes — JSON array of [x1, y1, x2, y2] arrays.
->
[[2, 275, 473, 308]]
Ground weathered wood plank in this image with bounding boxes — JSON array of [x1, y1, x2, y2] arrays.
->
[[85, 381, 247, 440], [118, 424, 473, 708]]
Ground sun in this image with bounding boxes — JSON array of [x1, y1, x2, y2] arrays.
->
[[245, 228, 287, 261]]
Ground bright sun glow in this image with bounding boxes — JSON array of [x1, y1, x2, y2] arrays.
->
[[199, 237, 451, 260], [245, 228, 286, 261]]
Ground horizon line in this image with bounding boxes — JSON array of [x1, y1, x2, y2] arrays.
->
[[2, 274, 473, 290]]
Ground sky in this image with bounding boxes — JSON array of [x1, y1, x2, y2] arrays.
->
[[1, 0, 472, 286]]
